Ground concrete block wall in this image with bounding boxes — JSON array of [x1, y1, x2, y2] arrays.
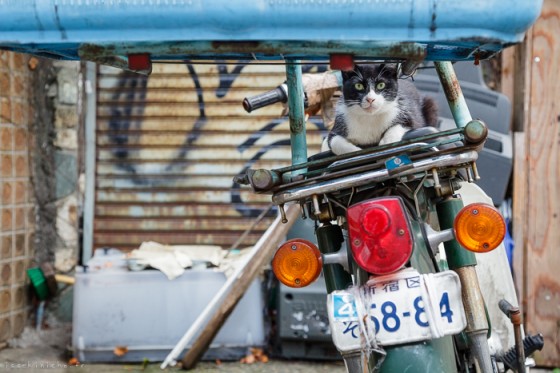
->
[[52, 61, 80, 276], [0, 51, 35, 344]]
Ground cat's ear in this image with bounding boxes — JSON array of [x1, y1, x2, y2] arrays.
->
[[384, 63, 399, 77], [341, 68, 357, 82]]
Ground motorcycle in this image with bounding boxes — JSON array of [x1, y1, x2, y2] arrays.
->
[[236, 61, 544, 373], [0, 0, 544, 371]]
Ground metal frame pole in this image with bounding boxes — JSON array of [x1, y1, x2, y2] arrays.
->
[[285, 61, 307, 177], [435, 61, 493, 373], [434, 61, 473, 128], [82, 62, 97, 266], [161, 205, 299, 369]]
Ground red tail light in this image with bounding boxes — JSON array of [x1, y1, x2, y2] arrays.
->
[[347, 197, 413, 275]]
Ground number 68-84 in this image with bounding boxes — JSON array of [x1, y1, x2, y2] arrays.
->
[[370, 292, 454, 333]]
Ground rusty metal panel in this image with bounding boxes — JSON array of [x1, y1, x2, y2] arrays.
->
[[94, 62, 328, 251]]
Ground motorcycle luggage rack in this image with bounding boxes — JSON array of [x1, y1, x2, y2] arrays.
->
[[270, 148, 478, 206], [236, 124, 485, 205]]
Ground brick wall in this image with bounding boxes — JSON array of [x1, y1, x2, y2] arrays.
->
[[0, 51, 35, 344]]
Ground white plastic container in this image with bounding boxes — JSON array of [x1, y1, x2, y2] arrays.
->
[[72, 265, 265, 362]]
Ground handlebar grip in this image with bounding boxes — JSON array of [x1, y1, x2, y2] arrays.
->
[[243, 85, 287, 113], [498, 299, 517, 317]]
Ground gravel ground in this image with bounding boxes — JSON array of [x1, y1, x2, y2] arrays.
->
[[0, 345, 346, 373], [2, 345, 555, 373], [1, 324, 346, 373], [1, 325, 554, 373]]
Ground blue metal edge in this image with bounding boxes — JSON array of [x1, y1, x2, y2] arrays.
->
[[0, 0, 543, 62]]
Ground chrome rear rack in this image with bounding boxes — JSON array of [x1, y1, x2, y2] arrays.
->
[[272, 150, 478, 206]]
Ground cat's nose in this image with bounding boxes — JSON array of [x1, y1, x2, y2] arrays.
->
[[366, 97, 375, 103]]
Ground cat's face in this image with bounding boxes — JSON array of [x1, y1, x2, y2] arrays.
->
[[341, 64, 399, 115]]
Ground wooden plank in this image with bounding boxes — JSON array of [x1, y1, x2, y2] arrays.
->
[[513, 29, 533, 133], [512, 132, 527, 311], [500, 47, 515, 106], [524, 0, 560, 366], [179, 205, 300, 370], [501, 26, 533, 133]]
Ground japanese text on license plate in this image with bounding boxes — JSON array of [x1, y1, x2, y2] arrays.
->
[[327, 269, 466, 351]]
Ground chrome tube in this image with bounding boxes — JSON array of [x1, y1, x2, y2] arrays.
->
[[455, 266, 493, 373], [272, 150, 478, 205], [328, 142, 427, 169]]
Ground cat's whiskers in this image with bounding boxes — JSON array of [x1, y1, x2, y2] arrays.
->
[[344, 99, 362, 107]]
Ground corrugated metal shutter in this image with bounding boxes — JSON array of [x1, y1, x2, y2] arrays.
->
[[94, 62, 328, 251]]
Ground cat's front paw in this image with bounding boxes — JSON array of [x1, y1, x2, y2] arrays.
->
[[378, 137, 393, 146], [379, 125, 408, 146], [327, 136, 362, 155]]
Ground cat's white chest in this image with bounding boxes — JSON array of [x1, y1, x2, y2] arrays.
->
[[342, 101, 400, 146]]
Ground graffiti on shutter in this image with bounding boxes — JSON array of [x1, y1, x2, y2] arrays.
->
[[95, 62, 328, 251]]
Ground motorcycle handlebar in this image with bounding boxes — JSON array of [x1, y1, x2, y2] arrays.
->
[[242, 84, 288, 113]]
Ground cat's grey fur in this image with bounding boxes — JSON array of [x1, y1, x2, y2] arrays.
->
[[322, 63, 438, 155]]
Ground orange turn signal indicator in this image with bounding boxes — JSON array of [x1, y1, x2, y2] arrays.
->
[[271, 239, 322, 288], [453, 203, 506, 253]]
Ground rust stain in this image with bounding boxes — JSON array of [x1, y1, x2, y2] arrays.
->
[[211, 41, 261, 51], [440, 72, 462, 104], [85, 40, 426, 62], [79, 43, 115, 59]]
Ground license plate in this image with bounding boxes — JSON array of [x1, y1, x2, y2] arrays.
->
[[327, 268, 466, 352]]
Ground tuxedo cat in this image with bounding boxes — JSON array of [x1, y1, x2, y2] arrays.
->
[[322, 64, 438, 154]]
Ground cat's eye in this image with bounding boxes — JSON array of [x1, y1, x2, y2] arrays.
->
[[354, 83, 365, 91], [376, 82, 386, 90]]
